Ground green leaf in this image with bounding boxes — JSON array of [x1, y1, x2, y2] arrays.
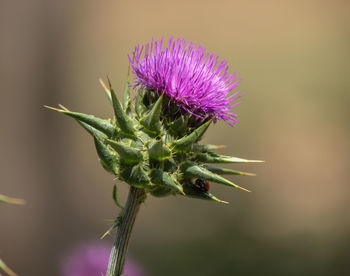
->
[[147, 140, 172, 161], [120, 165, 151, 188], [180, 161, 250, 192], [194, 152, 264, 163], [123, 75, 131, 113], [149, 186, 172, 197], [171, 120, 211, 152], [169, 116, 188, 137], [109, 83, 135, 135], [45, 106, 115, 137], [204, 165, 256, 176], [135, 90, 145, 118], [140, 94, 163, 135], [149, 169, 184, 195], [76, 120, 107, 139], [193, 144, 226, 152], [93, 134, 118, 174], [105, 139, 143, 165], [112, 184, 124, 209]]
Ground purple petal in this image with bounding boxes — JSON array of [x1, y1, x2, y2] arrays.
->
[[61, 242, 146, 276]]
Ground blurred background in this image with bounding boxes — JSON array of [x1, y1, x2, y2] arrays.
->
[[1, 0, 349, 275]]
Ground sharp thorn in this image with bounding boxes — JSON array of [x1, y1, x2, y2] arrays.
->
[[236, 185, 251, 192], [99, 78, 109, 93], [106, 75, 112, 89], [219, 199, 229, 204], [215, 145, 226, 149], [58, 104, 69, 111], [242, 172, 256, 176], [44, 105, 63, 112]]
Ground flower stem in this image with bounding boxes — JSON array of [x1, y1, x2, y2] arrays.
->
[[107, 186, 146, 276]]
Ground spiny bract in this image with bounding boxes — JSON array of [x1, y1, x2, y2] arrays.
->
[[46, 78, 260, 204]]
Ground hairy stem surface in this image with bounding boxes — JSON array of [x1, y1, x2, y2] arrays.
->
[[107, 187, 145, 276]]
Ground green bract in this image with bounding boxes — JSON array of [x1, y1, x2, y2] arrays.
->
[[46, 78, 261, 203]]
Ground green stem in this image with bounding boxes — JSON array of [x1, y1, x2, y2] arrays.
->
[[107, 187, 146, 276]]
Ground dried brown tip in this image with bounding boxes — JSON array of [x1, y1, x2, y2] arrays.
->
[[99, 78, 109, 93], [106, 75, 112, 89], [58, 104, 69, 111], [215, 145, 226, 149], [43, 105, 63, 112], [235, 185, 251, 193]]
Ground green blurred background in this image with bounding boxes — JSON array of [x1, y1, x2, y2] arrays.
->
[[1, 0, 349, 275]]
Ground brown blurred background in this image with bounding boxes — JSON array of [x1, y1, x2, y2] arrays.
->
[[1, 0, 349, 275]]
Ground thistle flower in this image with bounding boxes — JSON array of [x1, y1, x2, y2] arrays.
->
[[46, 37, 261, 276], [62, 242, 146, 276], [46, 38, 260, 201], [129, 37, 242, 125]]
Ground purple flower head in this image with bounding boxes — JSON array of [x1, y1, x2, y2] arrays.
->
[[62, 241, 146, 276], [129, 37, 243, 126]]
